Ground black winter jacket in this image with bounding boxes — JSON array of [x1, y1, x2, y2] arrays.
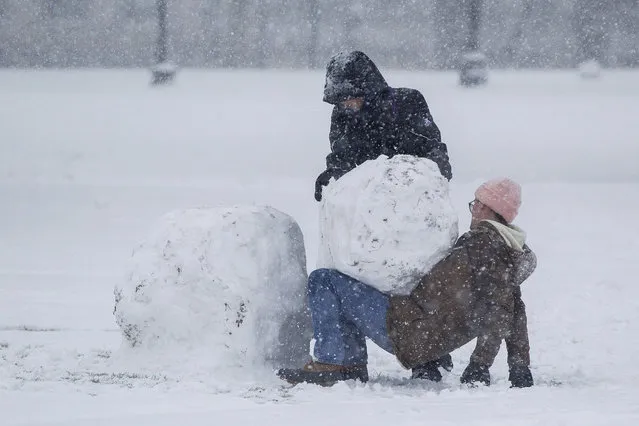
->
[[320, 51, 452, 184]]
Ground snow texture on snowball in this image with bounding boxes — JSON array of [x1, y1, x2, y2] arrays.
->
[[318, 155, 459, 295], [113, 205, 312, 373]]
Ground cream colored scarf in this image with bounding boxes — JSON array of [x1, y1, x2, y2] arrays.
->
[[484, 220, 526, 252]]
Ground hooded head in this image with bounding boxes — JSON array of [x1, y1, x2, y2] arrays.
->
[[323, 51, 389, 105]]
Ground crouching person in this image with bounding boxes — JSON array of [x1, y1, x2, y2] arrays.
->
[[277, 177, 536, 388]]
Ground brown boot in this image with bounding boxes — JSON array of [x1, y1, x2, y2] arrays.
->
[[277, 361, 369, 386]]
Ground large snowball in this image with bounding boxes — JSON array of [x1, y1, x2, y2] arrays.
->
[[318, 155, 458, 295], [113, 205, 312, 374]]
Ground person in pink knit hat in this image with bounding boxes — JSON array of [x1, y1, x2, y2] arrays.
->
[[404, 177, 536, 388], [470, 177, 522, 226], [279, 177, 537, 388], [455, 177, 536, 386]]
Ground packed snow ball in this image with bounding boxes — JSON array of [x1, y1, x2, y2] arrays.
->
[[318, 155, 459, 295], [114, 205, 311, 371]]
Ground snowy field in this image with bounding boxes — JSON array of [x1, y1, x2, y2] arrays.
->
[[1, 68, 639, 425]]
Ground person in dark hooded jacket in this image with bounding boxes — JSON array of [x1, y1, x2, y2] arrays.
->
[[314, 51, 453, 201], [278, 178, 536, 388]]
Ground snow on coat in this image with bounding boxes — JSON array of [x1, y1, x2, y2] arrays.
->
[[387, 221, 536, 370], [319, 50, 452, 189]]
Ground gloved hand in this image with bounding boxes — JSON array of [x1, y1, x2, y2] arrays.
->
[[509, 365, 533, 388], [460, 361, 491, 386], [314, 170, 333, 202]]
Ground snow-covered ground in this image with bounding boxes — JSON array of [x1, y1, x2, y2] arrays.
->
[[1, 69, 639, 425]]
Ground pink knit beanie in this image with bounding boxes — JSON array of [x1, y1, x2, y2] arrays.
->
[[474, 178, 522, 223]]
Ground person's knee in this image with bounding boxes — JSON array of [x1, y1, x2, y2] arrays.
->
[[309, 268, 333, 280], [308, 268, 336, 290]]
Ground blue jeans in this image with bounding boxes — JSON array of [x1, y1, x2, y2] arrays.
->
[[308, 268, 395, 366]]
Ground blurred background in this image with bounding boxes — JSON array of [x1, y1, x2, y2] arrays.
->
[[0, 0, 637, 70]]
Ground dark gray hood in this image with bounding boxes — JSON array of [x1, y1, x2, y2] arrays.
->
[[323, 51, 389, 104]]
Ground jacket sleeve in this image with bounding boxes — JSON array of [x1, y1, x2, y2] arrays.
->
[[465, 232, 515, 368], [503, 245, 535, 368], [324, 108, 358, 180], [399, 91, 452, 180], [328, 107, 346, 149], [505, 286, 531, 369], [469, 334, 503, 368]]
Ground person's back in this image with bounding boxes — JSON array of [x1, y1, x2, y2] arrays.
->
[[315, 51, 452, 201], [387, 221, 519, 369]]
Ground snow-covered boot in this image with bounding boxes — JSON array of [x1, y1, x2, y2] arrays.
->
[[411, 354, 453, 382], [411, 362, 441, 382], [277, 361, 369, 386], [434, 353, 454, 372]]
